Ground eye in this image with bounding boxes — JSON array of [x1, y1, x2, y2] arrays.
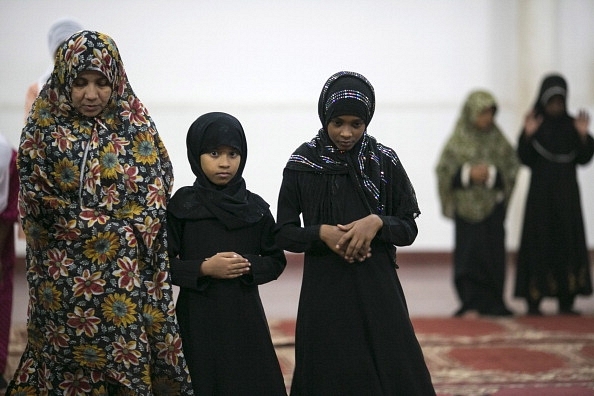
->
[[352, 121, 364, 129], [229, 150, 240, 158], [97, 78, 110, 87], [209, 150, 219, 157], [72, 78, 87, 87], [331, 119, 342, 127]]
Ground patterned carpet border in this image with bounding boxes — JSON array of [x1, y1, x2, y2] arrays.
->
[[269, 316, 594, 395]]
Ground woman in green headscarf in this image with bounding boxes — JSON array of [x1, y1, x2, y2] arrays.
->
[[436, 90, 520, 317]]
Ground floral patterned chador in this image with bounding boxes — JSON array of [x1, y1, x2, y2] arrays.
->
[[7, 31, 193, 395]]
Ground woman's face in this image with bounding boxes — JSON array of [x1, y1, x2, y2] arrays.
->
[[545, 95, 565, 118], [71, 70, 112, 117], [200, 145, 241, 186], [474, 107, 495, 131], [327, 115, 366, 151]]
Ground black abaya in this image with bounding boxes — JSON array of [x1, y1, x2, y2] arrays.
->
[[168, 202, 287, 396], [276, 169, 435, 396], [515, 129, 594, 305]]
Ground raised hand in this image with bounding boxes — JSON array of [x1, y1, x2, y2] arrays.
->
[[523, 110, 543, 137], [574, 109, 590, 138]]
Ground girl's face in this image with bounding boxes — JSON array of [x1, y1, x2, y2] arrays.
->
[[71, 70, 112, 117], [545, 95, 565, 118], [327, 115, 366, 152], [200, 145, 241, 186], [474, 107, 495, 131]]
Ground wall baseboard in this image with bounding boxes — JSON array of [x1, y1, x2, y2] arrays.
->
[[14, 250, 594, 272], [283, 250, 594, 267]]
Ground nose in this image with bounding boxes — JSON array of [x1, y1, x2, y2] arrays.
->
[[218, 154, 231, 167], [340, 125, 353, 138], [84, 84, 99, 100]]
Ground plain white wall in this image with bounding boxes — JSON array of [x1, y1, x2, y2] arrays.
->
[[1, 0, 593, 256]]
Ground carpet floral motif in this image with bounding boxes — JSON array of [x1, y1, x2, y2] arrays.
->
[[269, 316, 594, 395]]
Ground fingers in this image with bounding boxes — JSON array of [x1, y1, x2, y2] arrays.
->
[[226, 258, 250, 278], [574, 109, 591, 135], [209, 253, 251, 278]]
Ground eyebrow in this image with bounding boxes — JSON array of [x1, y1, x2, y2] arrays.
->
[[332, 116, 364, 122]]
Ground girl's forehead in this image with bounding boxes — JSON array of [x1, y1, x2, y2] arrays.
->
[[202, 144, 241, 153]]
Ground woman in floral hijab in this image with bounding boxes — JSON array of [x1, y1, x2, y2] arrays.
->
[[7, 31, 193, 395]]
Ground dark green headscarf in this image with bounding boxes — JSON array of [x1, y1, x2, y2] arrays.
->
[[435, 90, 520, 222]]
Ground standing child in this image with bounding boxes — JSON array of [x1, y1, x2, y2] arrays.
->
[[436, 90, 519, 317], [167, 112, 287, 395], [275, 71, 435, 395], [514, 74, 593, 315]]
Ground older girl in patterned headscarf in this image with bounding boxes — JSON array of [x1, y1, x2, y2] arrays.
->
[[7, 31, 193, 395], [275, 71, 434, 395]]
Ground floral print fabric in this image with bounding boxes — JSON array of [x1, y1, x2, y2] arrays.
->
[[9, 31, 193, 395]]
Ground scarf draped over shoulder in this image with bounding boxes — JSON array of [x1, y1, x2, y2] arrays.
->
[[286, 71, 419, 220], [19, 30, 174, 266], [436, 90, 519, 222]]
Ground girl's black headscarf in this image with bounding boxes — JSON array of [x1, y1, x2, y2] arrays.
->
[[286, 71, 420, 219], [530, 73, 580, 162], [168, 112, 266, 229]]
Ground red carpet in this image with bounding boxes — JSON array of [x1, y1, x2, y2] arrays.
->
[[270, 316, 594, 395]]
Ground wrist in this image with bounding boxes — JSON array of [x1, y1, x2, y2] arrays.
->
[[372, 214, 383, 231], [199, 258, 210, 276]]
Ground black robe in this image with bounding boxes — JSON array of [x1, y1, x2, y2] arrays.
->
[[275, 169, 435, 396], [514, 122, 594, 302], [168, 192, 287, 396]]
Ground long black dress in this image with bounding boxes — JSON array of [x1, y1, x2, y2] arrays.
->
[[168, 193, 287, 395], [167, 111, 286, 395], [515, 119, 594, 306], [276, 162, 435, 395]]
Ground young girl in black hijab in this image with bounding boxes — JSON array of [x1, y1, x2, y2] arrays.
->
[[167, 112, 287, 395], [275, 72, 435, 395], [514, 74, 593, 315]]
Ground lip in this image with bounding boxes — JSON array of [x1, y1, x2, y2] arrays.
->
[[336, 141, 353, 149], [82, 105, 101, 114]]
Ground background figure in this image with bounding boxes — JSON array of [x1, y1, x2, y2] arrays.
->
[[0, 134, 18, 392], [436, 90, 520, 317], [275, 71, 434, 395], [24, 17, 83, 120], [7, 31, 193, 394], [167, 112, 287, 395], [514, 74, 594, 315]]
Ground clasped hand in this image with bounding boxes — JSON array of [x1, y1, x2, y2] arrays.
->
[[201, 252, 251, 279], [321, 214, 383, 263]]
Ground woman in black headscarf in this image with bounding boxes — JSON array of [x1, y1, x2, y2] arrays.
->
[[167, 112, 287, 395], [514, 74, 594, 315], [275, 72, 434, 395]]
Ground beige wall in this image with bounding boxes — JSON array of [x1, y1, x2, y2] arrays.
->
[[1, 0, 593, 254]]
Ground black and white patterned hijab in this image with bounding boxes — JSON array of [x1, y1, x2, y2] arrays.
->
[[286, 71, 419, 218]]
